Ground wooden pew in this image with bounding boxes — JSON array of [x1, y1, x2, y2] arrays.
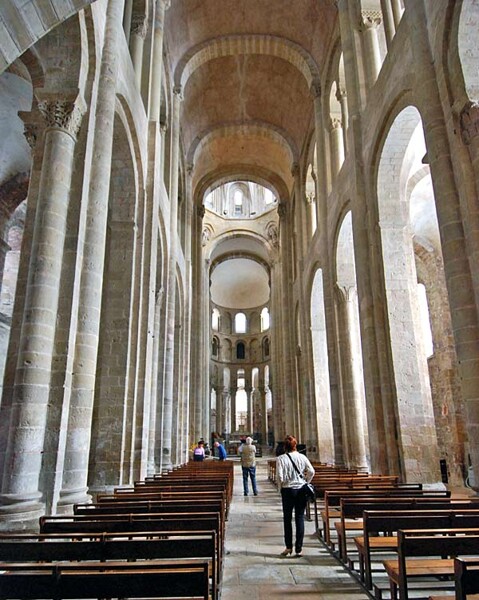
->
[[74, 497, 225, 518], [455, 557, 479, 600], [0, 560, 210, 599], [313, 476, 406, 499], [383, 529, 479, 600], [0, 530, 219, 599], [336, 497, 479, 563], [320, 487, 446, 544], [40, 512, 224, 556], [159, 461, 234, 500], [355, 509, 479, 590]]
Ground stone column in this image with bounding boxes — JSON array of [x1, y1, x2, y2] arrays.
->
[[311, 82, 345, 465], [336, 86, 349, 155], [292, 162, 307, 259], [0, 113, 44, 492], [379, 0, 396, 50], [405, 0, 479, 487], [56, 0, 125, 510], [223, 388, 231, 435], [161, 86, 182, 470], [245, 383, 253, 433], [259, 384, 268, 445], [0, 238, 11, 293], [334, 284, 368, 469], [329, 117, 344, 177], [123, 0, 133, 43], [148, 0, 170, 122], [336, 0, 398, 475], [147, 288, 164, 475], [391, 0, 403, 27], [181, 167, 194, 464], [360, 14, 382, 92], [0, 91, 84, 529], [230, 386, 237, 434], [270, 259, 286, 441], [213, 385, 222, 434], [277, 202, 297, 436], [130, 14, 147, 89]]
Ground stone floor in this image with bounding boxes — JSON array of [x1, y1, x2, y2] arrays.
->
[[221, 456, 370, 600]]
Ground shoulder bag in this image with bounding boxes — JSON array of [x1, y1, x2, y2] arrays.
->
[[286, 453, 315, 501]]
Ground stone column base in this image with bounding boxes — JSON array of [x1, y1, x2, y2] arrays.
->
[[0, 492, 44, 532]]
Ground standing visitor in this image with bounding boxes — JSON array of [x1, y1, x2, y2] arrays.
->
[[214, 440, 227, 460], [239, 436, 258, 496], [276, 435, 315, 557], [193, 440, 205, 462]]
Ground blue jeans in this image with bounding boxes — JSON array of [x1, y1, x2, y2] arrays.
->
[[242, 466, 257, 495], [281, 487, 307, 552]]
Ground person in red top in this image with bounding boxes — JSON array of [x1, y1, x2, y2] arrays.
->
[[276, 435, 315, 557]]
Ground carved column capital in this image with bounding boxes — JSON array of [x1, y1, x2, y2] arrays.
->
[[330, 117, 343, 131], [131, 14, 148, 38], [360, 12, 382, 31], [277, 202, 287, 219], [35, 90, 86, 140], [197, 205, 206, 219], [202, 225, 212, 246], [291, 162, 300, 177], [334, 283, 357, 303], [460, 101, 479, 145], [266, 222, 279, 248], [310, 79, 322, 99], [173, 85, 184, 101], [19, 110, 44, 149], [336, 85, 347, 102]]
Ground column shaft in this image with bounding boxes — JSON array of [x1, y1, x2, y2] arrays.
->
[[0, 93, 83, 528], [360, 16, 382, 92], [335, 285, 368, 469], [380, 0, 395, 49], [312, 88, 345, 465], [130, 16, 147, 89], [405, 0, 479, 487], [57, 0, 124, 509], [161, 88, 181, 469], [330, 118, 344, 176], [148, 0, 169, 122]]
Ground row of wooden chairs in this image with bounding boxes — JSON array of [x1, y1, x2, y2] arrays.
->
[[312, 465, 479, 600], [0, 460, 234, 600]]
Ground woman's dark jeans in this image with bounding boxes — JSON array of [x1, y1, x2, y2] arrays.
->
[[281, 487, 307, 552]]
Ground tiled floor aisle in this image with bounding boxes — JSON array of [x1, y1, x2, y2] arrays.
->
[[221, 457, 371, 599]]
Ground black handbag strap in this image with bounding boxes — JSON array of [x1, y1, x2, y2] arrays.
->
[[286, 452, 306, 480]]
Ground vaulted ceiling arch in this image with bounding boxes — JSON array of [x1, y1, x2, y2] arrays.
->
[[194, 164, 290, 207], [186, 120, 298, 167], [174, 34, 321, 92]]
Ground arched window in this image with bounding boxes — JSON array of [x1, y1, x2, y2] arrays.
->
[[236, 341, 245, 359], [234, 189, 243, 215], [235, 312, 247, 333], [260, 307, 270, 331], [263, 337, 270, 358], [212, 336, 219, 357], [212, 308, 220, 331]]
